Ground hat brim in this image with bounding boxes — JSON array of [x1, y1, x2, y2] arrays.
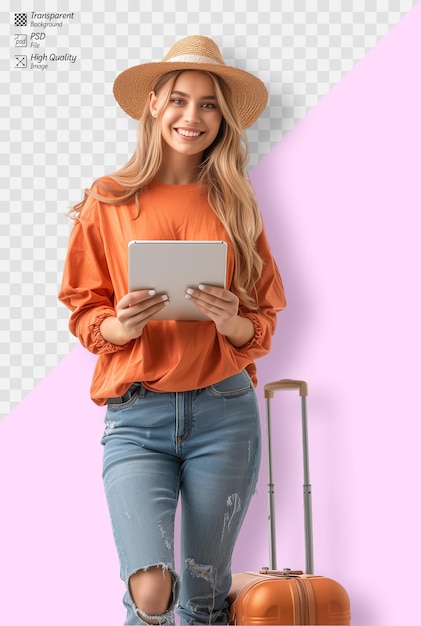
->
[[113, 62, 268, 129]]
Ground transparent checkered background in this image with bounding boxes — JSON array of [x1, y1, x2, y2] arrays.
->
[[0, 0, 417, 417]]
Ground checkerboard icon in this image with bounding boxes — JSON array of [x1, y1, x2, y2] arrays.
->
[[14, 13, 27, 27]]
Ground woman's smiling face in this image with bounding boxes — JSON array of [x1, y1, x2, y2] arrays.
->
[[150, 71, 223, 160]]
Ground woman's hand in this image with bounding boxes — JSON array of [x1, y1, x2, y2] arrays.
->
[[185, 284, 255, 347], [101, 289, 169, 345]]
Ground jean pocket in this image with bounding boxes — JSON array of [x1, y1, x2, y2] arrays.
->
[[208, 370, 252, 398], [106, 382, 141, 410]]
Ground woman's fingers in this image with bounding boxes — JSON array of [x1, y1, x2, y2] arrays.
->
[[185, 284, 238, 321], [117, 290, 169, 327]]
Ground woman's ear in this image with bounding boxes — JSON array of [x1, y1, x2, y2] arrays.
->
[[149, 92, 158, 117]]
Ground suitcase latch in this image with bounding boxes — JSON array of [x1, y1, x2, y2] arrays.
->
[[259, 567, 304, 578]]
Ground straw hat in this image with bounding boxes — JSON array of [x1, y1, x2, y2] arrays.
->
[[113, 35, 268, 129]]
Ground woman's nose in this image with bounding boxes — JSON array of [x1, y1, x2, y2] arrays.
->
[[183, 103, 200, 124]]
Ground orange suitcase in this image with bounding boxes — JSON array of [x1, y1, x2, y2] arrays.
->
[[228, 380, 351, 625]]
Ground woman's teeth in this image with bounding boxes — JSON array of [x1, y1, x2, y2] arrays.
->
[[177, 129, 202, 137]]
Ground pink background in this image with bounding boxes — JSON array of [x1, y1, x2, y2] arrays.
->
[[1, 5, 420, 624]]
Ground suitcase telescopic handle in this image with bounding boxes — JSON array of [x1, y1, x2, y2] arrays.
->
[[263, 379, 314, 575], [264, 379, 308, 398]]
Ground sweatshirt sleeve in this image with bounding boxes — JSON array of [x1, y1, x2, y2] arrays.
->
[[236, 226, 286, 360], [58, 206, 129, 354]]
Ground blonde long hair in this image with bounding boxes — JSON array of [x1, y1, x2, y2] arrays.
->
[[72, 70, 263, 309]]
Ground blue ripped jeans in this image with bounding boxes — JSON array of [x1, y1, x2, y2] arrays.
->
[[101, 370, 261, 625]]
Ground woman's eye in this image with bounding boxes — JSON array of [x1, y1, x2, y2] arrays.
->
[[169, 99, 216, 109]]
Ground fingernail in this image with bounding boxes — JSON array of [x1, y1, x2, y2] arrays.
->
[[161, 294, 169, 301], [148, 289, 156, 296], [186, 288, 194, 295], [185, 293, 191, 299], [198, 284, 205, 290]]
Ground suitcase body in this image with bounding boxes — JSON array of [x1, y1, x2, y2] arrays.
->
[[228, 571, 351, 625], [228, 380, 351, 625]]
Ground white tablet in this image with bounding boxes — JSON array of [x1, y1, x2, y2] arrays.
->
[[128, 240, 228, 320]]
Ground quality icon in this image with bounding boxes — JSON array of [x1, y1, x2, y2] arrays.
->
[[15, 55, 27, 68]]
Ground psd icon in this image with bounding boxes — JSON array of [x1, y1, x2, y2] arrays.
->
[[14, 13, 27, 27], [15, 34, 27, 47]]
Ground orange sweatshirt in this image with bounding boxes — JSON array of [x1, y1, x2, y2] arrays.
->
[[58, 178, 286, 405]]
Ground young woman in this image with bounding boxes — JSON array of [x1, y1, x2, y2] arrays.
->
[[59, 35, 286, 625]]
